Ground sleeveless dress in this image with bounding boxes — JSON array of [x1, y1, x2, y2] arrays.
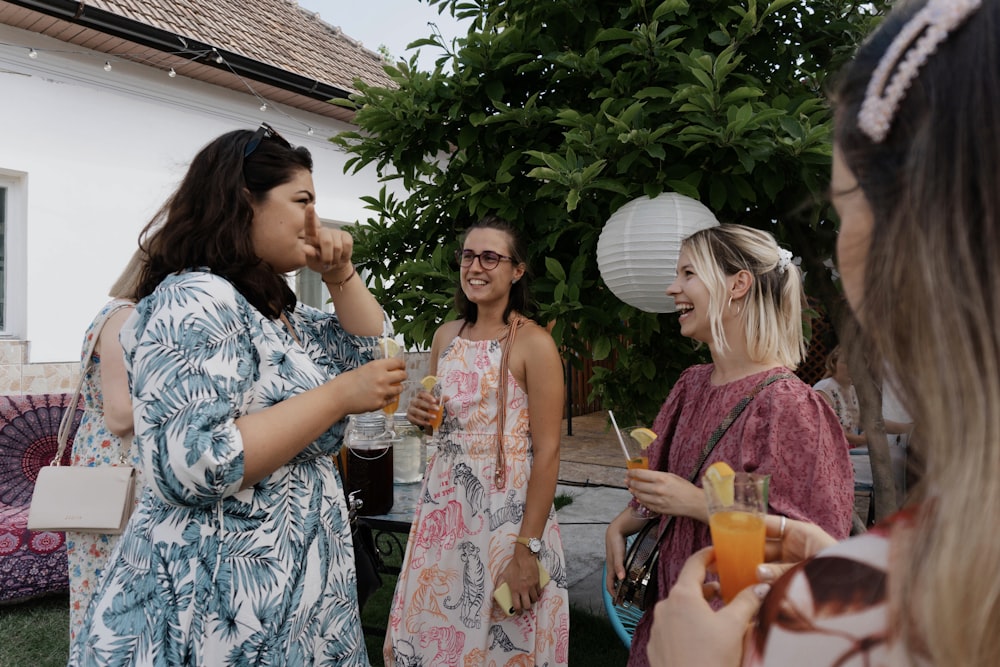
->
[[387, 333, 570, 666], [66, 298, 145, 642]]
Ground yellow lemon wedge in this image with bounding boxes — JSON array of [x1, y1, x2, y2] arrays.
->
[[420, 375, 438, 392], [379, 337, 402, 358], [629, 427, 658, 450], [704, 461, 736, 506]]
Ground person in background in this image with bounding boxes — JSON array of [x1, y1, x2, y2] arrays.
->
[[813, 344, 910, 448], [385, 215, 569, 666], [66, 251, 146, 642], [605, 224, 854, 667], [649, 2, 1000, 665], [69, 124, 405, 666]]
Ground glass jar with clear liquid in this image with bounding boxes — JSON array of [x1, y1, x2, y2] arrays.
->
[[391, 412, 425, 484]]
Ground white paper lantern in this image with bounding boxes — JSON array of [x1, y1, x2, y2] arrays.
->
[[597, 193, 720, 313]]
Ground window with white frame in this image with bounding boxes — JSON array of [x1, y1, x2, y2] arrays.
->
[[0, 171, 26, 338]]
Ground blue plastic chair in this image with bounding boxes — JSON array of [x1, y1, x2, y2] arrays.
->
[[601, 560, 646, 648]]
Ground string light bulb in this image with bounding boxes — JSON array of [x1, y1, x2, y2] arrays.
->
[[259, 102, 268, 112], [103, 61, 112, 71], [168, 67, 176, 78], [213, 49, 224, 64], [28, 48, 37, 58]]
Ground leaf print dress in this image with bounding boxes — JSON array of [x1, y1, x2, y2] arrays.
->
[[68, 272, 377, 667], [387, 334, 570, 667]]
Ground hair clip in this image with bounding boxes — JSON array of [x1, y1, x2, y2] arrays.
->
[[857, 0, 981, 143], [776, 248, 793, 274]]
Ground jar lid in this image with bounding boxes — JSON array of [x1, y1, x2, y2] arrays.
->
[[355, 412, 387, 437], [392, 412, 415, 428]]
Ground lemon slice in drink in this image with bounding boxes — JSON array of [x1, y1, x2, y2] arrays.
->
[[704, 461, 736, 506], [629, 427, 658, 450], [420, 375, 438, 391], [379, 337, 402, 358]]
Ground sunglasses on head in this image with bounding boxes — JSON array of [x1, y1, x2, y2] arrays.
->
[[243, 122, 291, 159], [455, 249, 514, 270]]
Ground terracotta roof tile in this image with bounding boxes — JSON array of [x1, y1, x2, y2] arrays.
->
[[86, 0, 395, 93]]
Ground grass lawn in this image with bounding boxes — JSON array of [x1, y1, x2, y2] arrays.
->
[[2, 522, 628, 666], [1, 591, 627, 666]]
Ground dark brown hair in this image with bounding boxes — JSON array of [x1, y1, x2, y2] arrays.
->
[[136, 128, 313, 318], [454, 215, 534, 324]]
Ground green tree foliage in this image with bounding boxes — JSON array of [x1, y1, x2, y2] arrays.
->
[[332, 0, 887, 424]]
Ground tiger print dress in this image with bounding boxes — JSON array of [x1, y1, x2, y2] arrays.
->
[[386, 334, 570, 666]]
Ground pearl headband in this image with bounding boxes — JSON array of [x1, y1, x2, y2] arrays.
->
[[857, 0, 982, 143]]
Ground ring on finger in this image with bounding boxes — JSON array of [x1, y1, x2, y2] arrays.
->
[[778, 515, 787, 539]]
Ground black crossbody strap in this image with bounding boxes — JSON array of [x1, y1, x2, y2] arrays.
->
[[649, 372, 793, 548]]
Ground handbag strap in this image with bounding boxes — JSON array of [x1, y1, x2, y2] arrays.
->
[[52, 301, 134, 466], [647, 371, 793, 549], [494, 315, 525, 489]]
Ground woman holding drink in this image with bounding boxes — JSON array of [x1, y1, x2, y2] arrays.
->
[[385, 215, 569, 665], [69, 124, 405, 665], [604, 223, 854, 667], [650, 2, 1000, 665]]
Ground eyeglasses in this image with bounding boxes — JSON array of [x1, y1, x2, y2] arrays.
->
[[455, 249, 514, 270], [243, 122, 290, 159]]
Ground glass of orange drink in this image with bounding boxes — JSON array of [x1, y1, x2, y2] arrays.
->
[[624, 427, 657, 518], [702, 467, 769, 603], [370, 337, 405, 415]]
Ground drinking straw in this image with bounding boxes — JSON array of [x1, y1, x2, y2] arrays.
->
[[608, 410, 632, 463]]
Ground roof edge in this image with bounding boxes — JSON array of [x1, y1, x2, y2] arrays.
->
[[7, 0, 354, 102]]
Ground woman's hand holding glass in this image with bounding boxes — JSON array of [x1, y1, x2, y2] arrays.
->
[[627, 470, 708, 523], [406, 386, 442, 432], [340, 357, 407, 416]]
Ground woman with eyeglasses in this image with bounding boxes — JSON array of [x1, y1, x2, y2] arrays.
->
[[383, 215, 569, 666], [68, 126, 406, 666]]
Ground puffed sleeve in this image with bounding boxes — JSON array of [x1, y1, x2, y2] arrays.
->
[[289, 302, 378, 376], [122, 272, 253, 507], [739, 379, 854, 540]]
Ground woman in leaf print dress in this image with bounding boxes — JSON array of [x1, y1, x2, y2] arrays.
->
[[68, 125, 406, 666]]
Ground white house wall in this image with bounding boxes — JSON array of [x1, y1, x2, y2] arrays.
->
[[0, 24, 393, 368]]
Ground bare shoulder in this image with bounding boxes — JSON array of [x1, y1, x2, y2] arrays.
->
[[514, 319, 560, 358], [434, 319, 465, 343]]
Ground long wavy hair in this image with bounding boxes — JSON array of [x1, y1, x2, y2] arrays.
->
[[682, 224, 806, 369], [135, 128, 313, 319], [835, 1, 1000, 663], [454, 215, 534, 324]]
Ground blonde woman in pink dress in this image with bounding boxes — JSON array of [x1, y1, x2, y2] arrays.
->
[[649, 2, 1000, 666], [385, 215, 569, 666]]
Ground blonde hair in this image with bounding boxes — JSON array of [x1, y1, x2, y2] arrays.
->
[[682, 224, 805, 369], [835, 1, 1000, 663], [108, 248, 146, 301]]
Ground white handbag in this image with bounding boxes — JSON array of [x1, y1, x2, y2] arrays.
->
[[27, 303, 137, 534]]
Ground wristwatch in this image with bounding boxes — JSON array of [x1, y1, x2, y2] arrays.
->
[[515, 536, 542, 556]]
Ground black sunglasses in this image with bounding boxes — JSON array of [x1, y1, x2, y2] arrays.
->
[[455, 249, 514, 270], [243, 122, 291, 159]]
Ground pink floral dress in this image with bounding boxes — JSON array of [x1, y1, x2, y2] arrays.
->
[[628, 364, 854, 667], [65, 299, 145, 641], [387, 334, 570, 666]]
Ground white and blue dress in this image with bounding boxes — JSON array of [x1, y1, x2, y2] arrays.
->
[[69, 271, 376, 666]]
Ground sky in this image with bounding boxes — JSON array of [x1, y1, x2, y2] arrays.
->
[[295, 0, 469, 71]]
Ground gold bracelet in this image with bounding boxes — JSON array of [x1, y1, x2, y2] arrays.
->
[[324, 266, 356, 292]]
